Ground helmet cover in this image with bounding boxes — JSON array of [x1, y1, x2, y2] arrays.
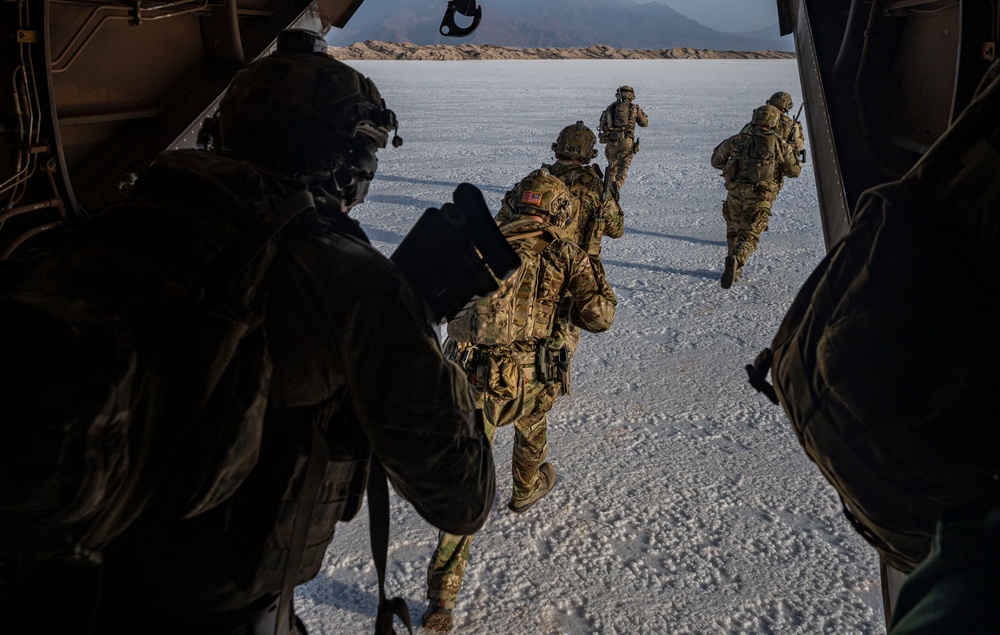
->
[[751, 104, 781, 129], [767, 91, 794, 112], [515, 169, 572, 223], [217, 30, 400, 181], [552, 121, 598, 162]]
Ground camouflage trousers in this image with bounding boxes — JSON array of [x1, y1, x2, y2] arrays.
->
[[426, 360, 559, 609], [605, 137, 636, 192], [722, 183, 774, 269]]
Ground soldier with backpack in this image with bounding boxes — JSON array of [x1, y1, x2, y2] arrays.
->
[[0, 29, 495, 635], [711, 104, 802, 289], [421, 170, 617, 631], [598, 85, 649, 195], [496, 121, 624, 393]]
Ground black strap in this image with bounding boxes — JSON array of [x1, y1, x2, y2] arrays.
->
[[367, 458, 413, 635], [275, 426, 330, 635], [745, 347, 779, 405]]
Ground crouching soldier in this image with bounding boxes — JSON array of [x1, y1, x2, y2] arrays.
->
[[421, 170, 617, 631]]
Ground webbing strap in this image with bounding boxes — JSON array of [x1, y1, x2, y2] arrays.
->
[[367, 458, 413, 635], [275, 425, 329, 635]]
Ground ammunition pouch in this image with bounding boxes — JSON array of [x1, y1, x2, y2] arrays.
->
[[455, 344, 523, 403], [536, 342, 571, 394], [608, 131, 625, 142]]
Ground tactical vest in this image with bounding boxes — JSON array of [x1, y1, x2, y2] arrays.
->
[[448, 221, 565, 347]]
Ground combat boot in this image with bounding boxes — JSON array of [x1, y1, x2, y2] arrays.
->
[[721, 256, 738, 289], [421, 602, 453, 632], [508, 463, 557, 514]]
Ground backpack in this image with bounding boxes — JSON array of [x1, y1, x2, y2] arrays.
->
[[745, 70, 1000, 573], [736, 130, 781, 185], [610, 102, 632, 130], [447, 223, 560, 347], [0, 150, 314, 562]]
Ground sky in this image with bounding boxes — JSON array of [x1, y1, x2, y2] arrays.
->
[[292, 59, 885, 634], [656, 0, 779, 32]]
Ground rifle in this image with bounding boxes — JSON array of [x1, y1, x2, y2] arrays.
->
[[391, 183, 520, 323], [791, 103, 807, 163], [601, 162, 613, 203]]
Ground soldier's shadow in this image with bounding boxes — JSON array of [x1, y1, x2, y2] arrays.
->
[[357, 226, 405, 248], [623, 227, 726, 248], [375, 173, 511, 195], [603, 258, 720, 282], [297, 578, 387, 620]]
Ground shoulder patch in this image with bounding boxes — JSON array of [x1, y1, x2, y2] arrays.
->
[[521, 190, 542, 205]]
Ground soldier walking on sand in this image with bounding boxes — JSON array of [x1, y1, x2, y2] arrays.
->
[[496, 121, 623, 393], [598, 85, 649, 195], [421, 171, 617, 632], [711, 104, 802, 288]]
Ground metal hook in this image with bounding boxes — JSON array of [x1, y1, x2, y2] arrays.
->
[[439, 0, 482, 38]]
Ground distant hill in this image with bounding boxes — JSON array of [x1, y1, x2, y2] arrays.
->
[[328, 0, 794, 53], [326, 40, 796, 61]]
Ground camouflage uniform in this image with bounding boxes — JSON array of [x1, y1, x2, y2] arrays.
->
[[425, 174, 617, 623], [598, 85, 649, 193], [711, 104, 802, 287], [496, 124, 624, 390], [6, 32, 496, 635]]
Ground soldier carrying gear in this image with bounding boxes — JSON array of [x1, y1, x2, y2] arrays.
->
[[495, 123, 624, 396], [3, 27, 496, 635], [711, 103, 802, 289], [598, 85, 649, 194], [423, 170, 617, 632]]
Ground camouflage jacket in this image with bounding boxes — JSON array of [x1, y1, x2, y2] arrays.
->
[[448, 215, 617, 349], [599, 100, 649, 141], [497, 160, 624, 258], [90, 152, 496, 621], [711, 127, 802, 196]]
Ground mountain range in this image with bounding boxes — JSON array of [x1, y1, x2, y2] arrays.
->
[[327, 0, 793, 52]]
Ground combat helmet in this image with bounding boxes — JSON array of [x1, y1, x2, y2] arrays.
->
[[214, 28, 402, 209], [751, 104, 781, 130], [552, 121, 598, 162], [616, 85, 635, 102], [767, 91, 793, 113], [514, 168, 572, 226]]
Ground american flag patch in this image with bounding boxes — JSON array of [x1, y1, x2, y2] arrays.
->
[[520, 190, 543, 205]]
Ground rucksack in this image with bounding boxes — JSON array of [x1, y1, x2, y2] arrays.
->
[[0, 150, 314, 562], [735, 130, 781, 185], [447, 223, 560, 347], [745, 68, 1000, 573], [610, 102, 632, 130]]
